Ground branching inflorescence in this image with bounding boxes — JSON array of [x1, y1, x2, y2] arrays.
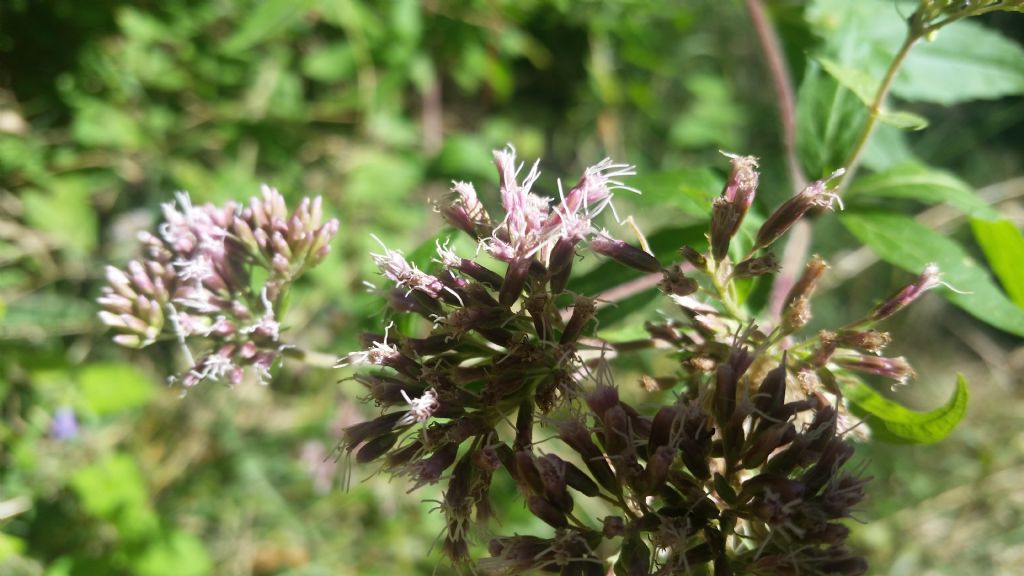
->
[[329, 149, 941, 575], [99, 186, 339, 387], [100, 149, 944, 575]]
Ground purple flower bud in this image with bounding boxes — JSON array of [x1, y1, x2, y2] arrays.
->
[[589, 233, 661, 273], [754, 171, 844, 251], [498, 257, 532, 307], [870, 263, 942, 322], [835, 354, 916, 385], [710, 198, 741, 262], [547, 237, 577, 294]]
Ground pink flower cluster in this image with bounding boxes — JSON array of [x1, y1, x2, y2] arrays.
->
[[98, 186, 338, 388]]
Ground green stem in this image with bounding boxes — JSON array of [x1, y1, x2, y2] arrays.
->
[[838, 32, 919, 191]]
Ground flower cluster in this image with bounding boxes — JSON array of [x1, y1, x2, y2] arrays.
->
[[98, 186, 338, 387], [337, 149, 945, 575]]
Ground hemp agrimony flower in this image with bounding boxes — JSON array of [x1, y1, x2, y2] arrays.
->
[[325, 148, 957, 575], [98, 186, 338, 388]]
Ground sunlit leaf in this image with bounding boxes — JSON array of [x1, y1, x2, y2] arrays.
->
[[841, 211, 1024, 336], [843, 374, 969, 444], [846, 164, 999, 220], [895, 20, 1024, 105], [79, 362, 155, 415], [971, 218, 1024, 308]]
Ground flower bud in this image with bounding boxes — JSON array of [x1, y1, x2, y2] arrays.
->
[[498, 256, 532, 307], [548, 237, 577, 294], [560, 296, 596, 345], [835, 354, 916, 385], [710, 198, 741, 262], [870, 263, 942, 322], [754, 171, 843, 251], [589, 234, 661, 273], [526, 494, 568, 528], [356, 432, 400, 464], [602, 516, 626, 538], [679, 245, 707, 270], [733, 252, 780, 279], [660, 264, 698, 296], [836, 329, 891, 354]]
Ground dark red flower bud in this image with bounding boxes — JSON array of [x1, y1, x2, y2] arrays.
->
[[602, 516, 625, 538], [498, 257, 532, 307], [514, 450, 544, 494], [342, 411, 406, 448], [660, 264, 698, 296], [356, 432, 399, 463], [742, 422, 796, 469], [455, 259, 503, 289], [752, 353, 788, 423], [526, 494, 568, 528], [733, 252, 780, 279], [589, 234, 662, 273], [559, 419, 618, 494], [680, 245, 707, 270], [548, 237, 577, 294], [714, 364, 738, 423], [564, 461, 601, 497], [642, 445, 677, 494]]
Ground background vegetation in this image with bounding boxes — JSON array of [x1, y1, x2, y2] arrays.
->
[[1, 0, 1023, 574]]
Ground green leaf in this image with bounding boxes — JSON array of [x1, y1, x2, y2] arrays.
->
[[135, 532, 212, 576], [894, 20, 1024, 105], [816, 56, 876, 105], [971, 218, 1024, 308], [796, 64, 868, 177], [861, 124, 916, 172], [79, 362, 155, 415], [846, 164, 999, 220], [876, 109, 928, 130], [71, 454, 159, 540], [225, 0, 311, 53], [843, 374, 969, 444], [625, 167, 722, 220], [22, 177, 99, 254], [841, 211, 1024, 336]]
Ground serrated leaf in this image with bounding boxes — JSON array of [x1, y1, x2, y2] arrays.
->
[[846, 163, 999, 219], [895, 20, 1024, 105], [843, 374, 968, 444], [841, 211, 1024, 336], [971, 218, 1024, 308]]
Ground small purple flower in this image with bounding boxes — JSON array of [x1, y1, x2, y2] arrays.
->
[[51, 406, 78, 440]]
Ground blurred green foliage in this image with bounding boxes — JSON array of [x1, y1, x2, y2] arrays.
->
[[1, 0, 1023, 574]]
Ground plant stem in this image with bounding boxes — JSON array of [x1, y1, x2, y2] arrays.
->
[[837, 32, 919, 192], [744, 0, 806, 192]]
